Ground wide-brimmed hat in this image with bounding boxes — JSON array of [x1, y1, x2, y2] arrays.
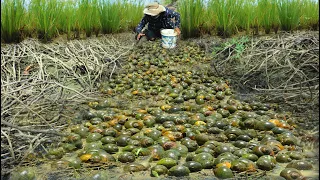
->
[[143, 2, 166, 16]]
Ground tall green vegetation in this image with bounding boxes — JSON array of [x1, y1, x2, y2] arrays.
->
[[257, 0, 279, 34], [29, 0, 62, 42], [236, 0, 256, 35], [208, 0, 241, 38], [178, 0, 204, 38], [98, 0, 122, 34], [1, 0, 319, 43], [277, 0, 302, 31], [77, 0, 100, 37], [1, 0, 26, 43], [59, 0, 77, 40], [202, 6, 215, 34], [300, 0, 319, 30], [122, 0, 144, 32]]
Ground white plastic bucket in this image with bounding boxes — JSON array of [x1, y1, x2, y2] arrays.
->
[[161, 29, 177, 49]]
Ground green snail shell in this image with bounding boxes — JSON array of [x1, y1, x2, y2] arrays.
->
[[213, 166, 234, 179], [286, 160, 313, 170], [276, 153, 292, 163], [256, 155, 277, 170], [151, 165, 168, 176], [118, 152, 135, 163], [123, 163, 147, 172], [168, 165, 190, 177], [157, 158, 178, 168], [280, 168, 304, 180], [183, 161, 203, 172]]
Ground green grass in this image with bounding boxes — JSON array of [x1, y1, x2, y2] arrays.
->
[[1, 0, 26, 43], [1, 0, 319, 43], [208, 0, 241, 38], [122, 0, 144, 32], [277, 0, 302, 31], [59, 0, 77, 40], [29, 0, 62, 42], [236, 0, 256, 34], [300, 0, 319, 30], [202, 6, 215, 35], [77, 0, 100, 37], [99, 0, 122, 34], [178, 0, 205, 38], [257, 0, 279, 34]]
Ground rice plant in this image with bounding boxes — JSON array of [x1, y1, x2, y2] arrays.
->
[[256, 0, 279, 34], [122, 0, 144, 32], [208, 0, 241, 38], [178, 0, 205, 38], [236, 0, 256, 35], [201, 6, 215, 35], [1, 0, 26, 43], [1, 0, 319, 42], [277, 0, 302, 31], [77, 0, 100, 37], [161, 0, 173, 5], [300, 0, 319, 30], [59, 0, 77, 40], [98, 0, 122, 34], [29, 0, 62, 42]]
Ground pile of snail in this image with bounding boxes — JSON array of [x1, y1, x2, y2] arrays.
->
[[39, 41, 316, 179]]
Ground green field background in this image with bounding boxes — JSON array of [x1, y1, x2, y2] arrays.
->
[[1, 0, 319, 43]]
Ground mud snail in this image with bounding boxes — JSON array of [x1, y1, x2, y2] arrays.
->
[[9, 40, 318, 179]]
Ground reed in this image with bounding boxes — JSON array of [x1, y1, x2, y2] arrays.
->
[[122, 0, 144, 32], [98, 0, 122, 34], [277, 0, 302, 31], [236, 0, 256, 35], [28, 0, 62, 42], [77, 0, 100, 37], [178, 0, 205, 38], [1, 0, 319, 42], [58, 0, 77, 40], [300, 0, 319, 30], [1, 0, 26, 43], [208, 0, 241, 38], [256, 0, 279, 34], [202, 6, 215, 35]]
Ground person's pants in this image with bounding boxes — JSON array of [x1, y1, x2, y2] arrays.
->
[[136, 29, 161, 41]]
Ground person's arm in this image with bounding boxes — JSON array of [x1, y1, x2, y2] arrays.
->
[[167, 9, 181, 35], [136, 15, 147, 33], [136, 15, 148, 40]]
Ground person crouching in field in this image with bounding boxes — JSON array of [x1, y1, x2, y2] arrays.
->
[[135, 2, 181, 41]]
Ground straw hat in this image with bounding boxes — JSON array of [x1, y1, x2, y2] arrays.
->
[[143, 2, 166, 16]]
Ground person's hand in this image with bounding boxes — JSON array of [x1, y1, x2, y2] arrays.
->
[[137, 33, 145, 40], [174, 27, 181, 36]]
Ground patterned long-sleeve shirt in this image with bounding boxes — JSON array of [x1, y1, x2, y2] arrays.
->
[[136, 7, 180, 33]]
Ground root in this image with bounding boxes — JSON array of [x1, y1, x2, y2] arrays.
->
[[208, 31, 319, 115], [1, 33, 135, 175]]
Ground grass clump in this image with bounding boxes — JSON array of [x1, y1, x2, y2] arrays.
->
[[1, 0, 319, 42], [122, 0, 144, 32], [208, 0, 241, 38], [99, 0, 122, 34], [58, 0, 77, 40], [77, 0, 100, 37], [28, 0, 62, 42], [1, 0, 26, 43], [299, 0, 319, 30], [178, 0, 205, 38], [257, 0, 279, 34], [236, 0, 256, 35], [277, 0, 302, 31]]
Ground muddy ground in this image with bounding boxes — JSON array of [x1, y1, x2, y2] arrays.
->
[[1, 31, 319, 180]]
